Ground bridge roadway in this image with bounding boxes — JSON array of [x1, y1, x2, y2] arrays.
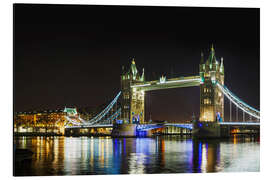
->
[[136, 122, 259, 130], [64, 121, 259, 137], [65, 122, 259, 130], [65, 124, 113, 129]]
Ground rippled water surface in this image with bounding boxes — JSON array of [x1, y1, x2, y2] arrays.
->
[[14, 136, 260, 176]]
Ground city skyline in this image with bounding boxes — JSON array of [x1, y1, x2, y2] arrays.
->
[[14, 4, 259, 122]]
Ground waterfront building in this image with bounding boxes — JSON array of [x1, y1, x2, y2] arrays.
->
[[14, 104, 112, 134], [14, 109, 66, 134]]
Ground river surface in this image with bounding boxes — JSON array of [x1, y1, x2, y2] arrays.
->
[[14, 135, 260, 176]]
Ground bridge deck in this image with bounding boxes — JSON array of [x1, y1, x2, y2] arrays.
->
[[65, 122, 260, 130], [219, 122, 260, 126], [131, 76, 201, 91], [65, 124, 113, 129]]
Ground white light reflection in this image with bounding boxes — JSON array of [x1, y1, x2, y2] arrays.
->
[[64, 137, 81, 175], [89, 137, 94, 172], [105, 137, 110, 166], [53, 137, 59, 164], [128, 153, 146, 174], [201, 143, 207, 172], [81, 137, 88, 162]]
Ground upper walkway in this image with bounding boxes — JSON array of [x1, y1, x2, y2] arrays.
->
[[131, 75, 201, 91]]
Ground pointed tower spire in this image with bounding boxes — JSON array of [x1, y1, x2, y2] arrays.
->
[[132, 58, 135, 65], [200, 51, 204, 64], [122, 65, 125, 74], [220, 57, 224, 74], [208, 44, 216, 69], [192, 112, 196, 122], [210, 44, 215, 62], [211, 43, 215, 52], [140, 68, 145, 81], [130, 58, 138, 80]]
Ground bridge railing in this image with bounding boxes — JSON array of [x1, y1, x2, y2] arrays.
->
[[136, 123, 193, 131]]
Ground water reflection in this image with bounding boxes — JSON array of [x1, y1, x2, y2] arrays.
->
[[192, 140, 220, 173], [14, 135, 259, 176]]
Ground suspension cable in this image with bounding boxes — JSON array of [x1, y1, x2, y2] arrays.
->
[[216, 82, 260, 119]]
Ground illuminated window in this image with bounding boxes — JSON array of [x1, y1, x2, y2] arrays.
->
[[204, 98, 212, 105]]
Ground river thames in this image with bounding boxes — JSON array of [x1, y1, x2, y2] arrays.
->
[[14, 135, 260, 176]]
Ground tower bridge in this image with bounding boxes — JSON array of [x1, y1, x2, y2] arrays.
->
[[64, 45, 260, 138]]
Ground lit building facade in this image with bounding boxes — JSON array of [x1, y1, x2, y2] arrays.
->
[[199, 45, 224, 122], [120, 58, 145, 124], [14, 109, 67, 134]]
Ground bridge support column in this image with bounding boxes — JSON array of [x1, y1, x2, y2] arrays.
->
[[192, 121, 221, 138], [111, 124, 137, 137], [196, 46, 224, 138], [64, 128, 80, 136]]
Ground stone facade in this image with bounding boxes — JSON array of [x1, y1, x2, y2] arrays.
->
[[199, 45, 224, 122], [120, 58, 145, 124]]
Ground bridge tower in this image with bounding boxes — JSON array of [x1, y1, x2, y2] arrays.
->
[[199, 45, 224, 122], [120, 58, 145, 124]]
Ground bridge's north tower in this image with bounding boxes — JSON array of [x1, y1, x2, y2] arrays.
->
[[199, 45, 224, 122], [120, 58, 145, 124]]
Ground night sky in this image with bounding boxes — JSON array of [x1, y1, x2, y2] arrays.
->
[[14, 4, 260, 122]]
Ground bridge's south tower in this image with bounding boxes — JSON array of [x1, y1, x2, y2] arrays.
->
[[120, 58, 145, 124], [199, 45, 224, 122]]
